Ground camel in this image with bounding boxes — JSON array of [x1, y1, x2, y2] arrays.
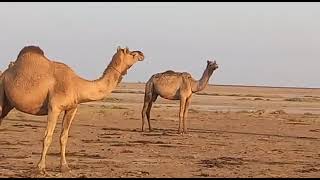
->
[[0, 61, 15, 77], [0, 45, 144, 174], [141, 60, 218, 134], [8, 61, 15, 68]]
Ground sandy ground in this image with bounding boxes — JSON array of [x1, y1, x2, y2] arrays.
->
[[0, 83, 320, 178]]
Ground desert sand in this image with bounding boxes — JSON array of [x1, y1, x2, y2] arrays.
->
[[0, 83, 320, 178]]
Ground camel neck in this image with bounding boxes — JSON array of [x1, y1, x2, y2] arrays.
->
[[77, 65, 123, 103], [192, 67, 213, 93]]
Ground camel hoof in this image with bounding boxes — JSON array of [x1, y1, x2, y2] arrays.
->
[[36, 168, 47, 176], [60, 164, 71, 173]]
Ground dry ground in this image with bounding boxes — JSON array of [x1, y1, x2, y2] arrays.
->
[[0, 83, 320, 178]]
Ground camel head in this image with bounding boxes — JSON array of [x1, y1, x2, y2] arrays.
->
[[207, 60, 219, 71], [114, 46, 145, 75]]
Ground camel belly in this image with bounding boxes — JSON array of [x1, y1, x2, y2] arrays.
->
[[160, 95, 180, 100], [156, 89, 181, 100], [5, 90, 49, 115], [4, 76, 50, 115]]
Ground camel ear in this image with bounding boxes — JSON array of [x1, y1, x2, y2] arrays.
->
[[207, 60, 210, 64], [117, 46, 121, 52]]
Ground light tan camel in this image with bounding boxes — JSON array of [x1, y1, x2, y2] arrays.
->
[[8, 61, 15, 68], [0, 61, 15, 77], [0, 45, 144, 174], [141, 60, 218, 134]]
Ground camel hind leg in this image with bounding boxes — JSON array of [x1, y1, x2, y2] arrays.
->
[[145, 94, 157, 132], [141, 80, 156, 132], [141, 93, 152, 132], [0, 82, 3, 122], [60, 107, 78, 173], [0, 103, 13, 125]]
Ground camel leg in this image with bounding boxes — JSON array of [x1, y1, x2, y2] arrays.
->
[[146, 94, 157, 132], [0, 84, 4, 125], [146, 101, 153, 132], [141, 101, 148, 132], [60, 107, 78, 173], [37, 107, 61, 174], [0, 103, 14, 125], [182, 96, 192, 134], [178, 97, 186, 134], [0, 88, 13, 126], [141, 94, 152, 132]]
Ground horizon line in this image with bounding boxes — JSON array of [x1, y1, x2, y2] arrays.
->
[[121, 81, 320, 90]]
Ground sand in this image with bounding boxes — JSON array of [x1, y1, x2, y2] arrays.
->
[[0, 83, 320, 178]]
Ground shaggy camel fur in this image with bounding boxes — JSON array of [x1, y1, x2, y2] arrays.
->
[[141, 60, 218, 134], [0, 45, 144, 174]]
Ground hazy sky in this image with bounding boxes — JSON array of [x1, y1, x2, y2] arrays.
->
[[0, 2, 319, 88]]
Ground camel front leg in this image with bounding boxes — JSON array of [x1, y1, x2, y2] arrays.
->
[[60, 107, 78, 173], [183, 96, 192, 134], [37, 107, 61, 174], [178, 97, 186, 134]]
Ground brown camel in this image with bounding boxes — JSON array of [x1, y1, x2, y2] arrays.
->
[[141, 60, 218, 134], [0, 45, 144, 174]]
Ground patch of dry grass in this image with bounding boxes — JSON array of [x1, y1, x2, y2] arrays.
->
[[103, 97, 122, 103], [270, 110, 287, 115], [110, 105, 128, 110], [100, 105, 128, 110], [284, 97, 320, 102], [236, 109, 266, 115]]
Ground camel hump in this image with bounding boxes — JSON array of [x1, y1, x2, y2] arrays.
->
[[164, 70, 176, 74], [17, 45, 45, 58]]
